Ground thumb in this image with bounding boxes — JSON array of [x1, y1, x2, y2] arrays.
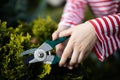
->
[[59, 28, 73, 37], [52, 31, 59, 40]]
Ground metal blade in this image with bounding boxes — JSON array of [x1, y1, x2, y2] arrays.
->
[[19, 48, 37, 56], [38, 42, 53, 52], [23, 55, 34, 64], [20, 42, 53, 64], [43, 55, 54, 64], [29, 49, 47, 63], [20, 42, 52, 57], [43, 55, 60, 64], [29, 58, 39, 63]]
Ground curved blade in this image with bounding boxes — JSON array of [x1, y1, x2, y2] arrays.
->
[[19, 48, 37, 56], [23, 55, 34, 64], [29, 58, 40, 64]]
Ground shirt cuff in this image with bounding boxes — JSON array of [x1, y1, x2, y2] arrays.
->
[[88, 14, 120, 61]]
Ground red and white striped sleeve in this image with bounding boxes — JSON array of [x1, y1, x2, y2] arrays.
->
[[88, 14, 120, 61], [58, 0, 87, 27]]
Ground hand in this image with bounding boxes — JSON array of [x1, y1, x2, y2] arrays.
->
[[52, 26, 70, 57], [58, 22, 98, 69]]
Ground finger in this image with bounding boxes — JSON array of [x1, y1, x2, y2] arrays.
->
[[78, 51, 85, 64], [68, 65, 73, 70], [52, 31, 59, 40], [59, 39, 73, 67], [83, 51, 90, 61], [69, 46, 80, 66], [59, 28, 73, 37], [56, 39, 68, 57], [55, 44, 64, 57]]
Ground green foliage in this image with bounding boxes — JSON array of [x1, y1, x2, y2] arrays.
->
[[38, 64, 51, 79], [0, 21, 31, 79], [0, 18, 54, 80], [18, 16, 57, 44], [32, 16, 57, 43]]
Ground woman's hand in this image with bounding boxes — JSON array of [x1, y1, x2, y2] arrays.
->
[[58, 22, 98, 69]]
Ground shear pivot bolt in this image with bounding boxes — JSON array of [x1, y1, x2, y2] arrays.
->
[[34, 49, 47, 61], [38, 53, 44, 58]]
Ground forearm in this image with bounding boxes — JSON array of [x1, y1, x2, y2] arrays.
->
[[58, 0, 87, 27], [88, 13, 120, 61]]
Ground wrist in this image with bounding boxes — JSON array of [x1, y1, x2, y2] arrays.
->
[[84, 21, 98, 41]]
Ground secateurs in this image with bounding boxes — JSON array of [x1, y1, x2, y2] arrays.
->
[[19, 37, 68, 64]]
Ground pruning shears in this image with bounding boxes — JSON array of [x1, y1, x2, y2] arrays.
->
[[19, 37, 68, 64]]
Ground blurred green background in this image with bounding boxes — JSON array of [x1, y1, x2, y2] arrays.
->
[[0, 0, 120, 80]]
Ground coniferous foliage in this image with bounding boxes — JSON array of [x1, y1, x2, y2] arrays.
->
[[0, 18, 56, 80]]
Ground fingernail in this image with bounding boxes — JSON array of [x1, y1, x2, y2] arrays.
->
[[68, 62, 74, 69], [59, 62, 62, 67], [59, 64, 61, 67], [68, 66, 73, 70]]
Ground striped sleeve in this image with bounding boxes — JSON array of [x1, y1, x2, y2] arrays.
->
[[58, 0, 87, 27], [88, 14, 120, 61]]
